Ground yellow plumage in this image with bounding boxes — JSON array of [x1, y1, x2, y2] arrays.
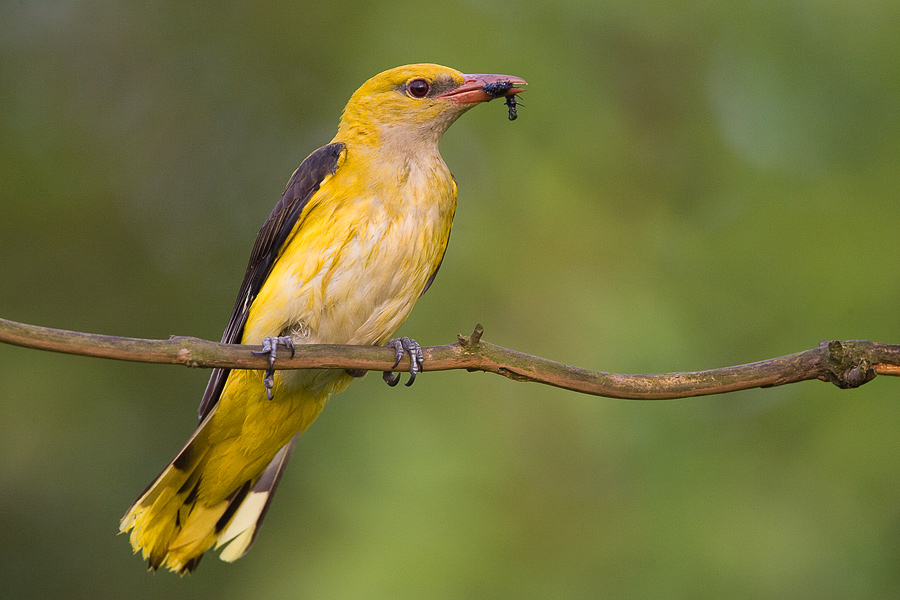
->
[[120, 64, 525, 573]]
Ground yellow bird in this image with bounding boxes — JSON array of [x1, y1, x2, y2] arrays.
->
[[120, 63, 526, 574]]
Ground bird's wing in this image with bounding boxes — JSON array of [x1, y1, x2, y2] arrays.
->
[[197, 142, 346, 421]]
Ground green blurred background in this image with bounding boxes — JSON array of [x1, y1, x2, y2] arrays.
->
[[2, 1, 900, 598]]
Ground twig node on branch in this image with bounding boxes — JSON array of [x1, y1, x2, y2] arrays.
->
[[820, 340, 877, 389]]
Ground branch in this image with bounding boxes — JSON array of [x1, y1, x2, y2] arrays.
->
[[1, 317, 898, 400]]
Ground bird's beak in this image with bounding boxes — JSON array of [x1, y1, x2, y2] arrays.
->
[[438, 73, 527, 105]]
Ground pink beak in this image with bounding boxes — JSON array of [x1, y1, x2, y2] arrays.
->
[[438, 73, 527, 104]]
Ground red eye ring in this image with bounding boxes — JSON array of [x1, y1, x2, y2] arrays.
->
[[407, 78, 430, 98]]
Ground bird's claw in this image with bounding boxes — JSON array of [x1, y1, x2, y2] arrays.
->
[[382, 371, 401, 387], [252, 336, 295, 400], [382, 336, 424, 387]]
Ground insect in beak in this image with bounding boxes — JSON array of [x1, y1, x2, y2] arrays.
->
[[481, 80, 523, 121]]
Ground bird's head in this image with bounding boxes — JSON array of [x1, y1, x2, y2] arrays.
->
[[335, 63, 526, 149]]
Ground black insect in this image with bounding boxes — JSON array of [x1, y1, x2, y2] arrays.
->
[[482, 80, 515, 98], [505, 95, 518, 121], [481, 80, 521, 121]]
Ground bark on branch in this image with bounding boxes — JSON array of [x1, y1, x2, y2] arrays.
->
[[1, 316, 898, 400]]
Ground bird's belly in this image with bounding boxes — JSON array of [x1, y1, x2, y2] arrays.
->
[[244, 195, 451, 349]]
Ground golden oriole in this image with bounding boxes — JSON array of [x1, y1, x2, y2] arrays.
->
[[120, 63, 526, 573]]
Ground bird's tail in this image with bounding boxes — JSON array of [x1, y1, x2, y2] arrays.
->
[[119, 417, 298, 574]]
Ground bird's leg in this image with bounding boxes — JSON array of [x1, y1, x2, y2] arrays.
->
[[252, 336, 295, 399], [382, 336, 425, 387]]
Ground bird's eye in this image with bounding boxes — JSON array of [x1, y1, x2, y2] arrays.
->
[[407, 79, 430, 98]]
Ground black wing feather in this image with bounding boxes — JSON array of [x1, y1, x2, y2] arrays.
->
[[197, 142, 345, 420]]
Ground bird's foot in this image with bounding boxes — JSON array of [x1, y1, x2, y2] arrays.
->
[[382, 336, 424, 387], [252, 336, 295, 399]]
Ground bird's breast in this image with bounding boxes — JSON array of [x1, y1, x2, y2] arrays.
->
[[244, 153, 456, 348]]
